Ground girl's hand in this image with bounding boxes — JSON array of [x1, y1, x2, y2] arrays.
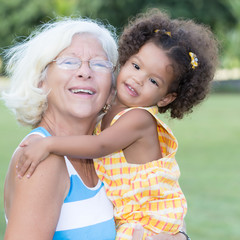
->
[[132, 225, 186, 240], [132, 224, 144, 240], [16, 135, 51, 178]]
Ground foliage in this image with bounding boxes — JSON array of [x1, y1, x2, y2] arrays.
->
[[0, 100, 30, 236], [0, 0, 239, 69], [76, 0, 237, 33], [0, 0, 52, 49], [76, 0, 239, 68], [219, 0, 240, 68]]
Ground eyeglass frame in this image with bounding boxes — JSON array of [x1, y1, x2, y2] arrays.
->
[[51, 57, 115, 73]]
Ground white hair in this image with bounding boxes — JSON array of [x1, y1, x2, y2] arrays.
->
[[1, 17, 118, 127]]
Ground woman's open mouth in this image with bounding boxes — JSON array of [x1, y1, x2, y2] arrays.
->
[[70, 89, 95, 95]]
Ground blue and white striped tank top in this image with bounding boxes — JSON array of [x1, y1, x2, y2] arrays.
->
[[30, 127, 116, 240]]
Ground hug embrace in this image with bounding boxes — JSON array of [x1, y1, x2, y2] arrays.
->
[[3, 8, 218, 240]]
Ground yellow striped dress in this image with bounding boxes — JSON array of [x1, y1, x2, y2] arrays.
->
[[94, 106, 187, 240]]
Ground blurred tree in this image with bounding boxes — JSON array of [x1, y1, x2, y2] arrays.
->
[[0, 0, 53, 48], [0, 0, 80, 49], [0, 0, 239, 71], [75, 0, 239, 68], [53, 0, 78, 16], [0, 0, 79, 74], [220, 0, 240, 68], [76, 0, 149, 32], [76, 0, 237, 33]]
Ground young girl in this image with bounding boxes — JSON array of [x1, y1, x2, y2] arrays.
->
[[17, 9, 218, 240]]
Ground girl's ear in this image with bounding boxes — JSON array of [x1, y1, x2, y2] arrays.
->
[[157, 92, 177, 107]]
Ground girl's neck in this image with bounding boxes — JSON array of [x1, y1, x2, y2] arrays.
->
[[111, 96, 128, 111]]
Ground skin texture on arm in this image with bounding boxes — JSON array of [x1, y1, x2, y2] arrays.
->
[[17, 108, 161, 177], [4, 142, 69, 240], [132, 224, 187, 240]]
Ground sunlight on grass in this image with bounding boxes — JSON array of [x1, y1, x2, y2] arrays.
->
[[0, 101, 30, 235], [162, 94, 240, 240], [0, 94, 239, 239]]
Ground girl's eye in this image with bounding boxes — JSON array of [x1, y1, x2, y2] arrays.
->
[[150, 78, 158, 86], [132, 63, 140, 70]]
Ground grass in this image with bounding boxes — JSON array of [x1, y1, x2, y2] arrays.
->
[[0, 93, 240, 239], [0, 101, 30, 236], [161, 93, 240, 240]]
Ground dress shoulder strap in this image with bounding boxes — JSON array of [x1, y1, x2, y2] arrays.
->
[[110, 106, 158, 126]]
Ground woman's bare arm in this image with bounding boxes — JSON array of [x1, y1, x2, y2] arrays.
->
[[4, 145, 69, 240]]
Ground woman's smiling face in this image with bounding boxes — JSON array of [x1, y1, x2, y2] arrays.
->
[[42, 34, 113, 122]]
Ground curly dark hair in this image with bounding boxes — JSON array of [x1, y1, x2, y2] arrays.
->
[[118, 8, 219, 119]]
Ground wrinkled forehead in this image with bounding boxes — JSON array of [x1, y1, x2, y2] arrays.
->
[[58, 33, 108, 59]]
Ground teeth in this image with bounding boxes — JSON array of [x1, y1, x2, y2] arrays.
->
[[128, 85, 135, 92], [128, 86, 134, 91], [71, 89, 94, 95]]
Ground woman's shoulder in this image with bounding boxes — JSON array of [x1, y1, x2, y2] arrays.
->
[[4, 145, 69, 223], [6, 142, 69, 198]]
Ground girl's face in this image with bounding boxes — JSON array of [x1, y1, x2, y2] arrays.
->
[[116, 41, 176, 108], [42, 34, 112, 123]]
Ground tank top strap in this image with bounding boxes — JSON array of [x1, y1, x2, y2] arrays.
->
[[29, 127, 52, 137], [28, 127, 78, 178], [64, 156, 79, 177]]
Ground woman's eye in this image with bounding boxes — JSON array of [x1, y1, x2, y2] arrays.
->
[[132, 63, 140, 70], [63, 59, 77, 65], [150, 78, 158, 86], [64, 61, 73, 65]]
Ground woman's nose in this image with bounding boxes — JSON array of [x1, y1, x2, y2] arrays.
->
[[75, 61, 92, 79]]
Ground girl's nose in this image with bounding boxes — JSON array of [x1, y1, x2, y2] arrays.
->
[[133, 75, 144, 86]]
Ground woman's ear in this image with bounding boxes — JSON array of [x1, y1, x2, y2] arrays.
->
[[38, 80, 44, 88], [106, 87, 116, 106], [101, 88, 116, 114], [38, 67, 48, 88], [157, 92, 177, 107]]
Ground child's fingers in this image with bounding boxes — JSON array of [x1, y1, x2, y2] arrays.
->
[[15, 148, 26, 171], [19, 140, 29, 147], [17, 158, 32, 178], [16, 152, 26, 173], [132, 224, 144, 240], [25, 162, 37, 178], [145, 232, 183, 240]]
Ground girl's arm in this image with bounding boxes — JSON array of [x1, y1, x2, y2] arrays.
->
[[17, 108, 155, 177]]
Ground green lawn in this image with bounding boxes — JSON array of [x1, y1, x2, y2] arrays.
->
[[0, 100, 30, 236], [0, 94, 240, 239]]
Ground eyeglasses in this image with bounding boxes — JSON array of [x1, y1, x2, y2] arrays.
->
[[52, 57, 114, 73]]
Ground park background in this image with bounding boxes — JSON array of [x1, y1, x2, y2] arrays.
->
[[0, 0, 239, 239]]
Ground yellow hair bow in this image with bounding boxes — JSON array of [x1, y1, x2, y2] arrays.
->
[[189, 52, 198, 69], [154, 29, 171, 37]]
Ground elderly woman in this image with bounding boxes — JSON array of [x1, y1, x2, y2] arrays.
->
[[3, 17, 187, 240]]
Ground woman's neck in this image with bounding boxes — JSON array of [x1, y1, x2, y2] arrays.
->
[[39, 112, 97, 137]]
